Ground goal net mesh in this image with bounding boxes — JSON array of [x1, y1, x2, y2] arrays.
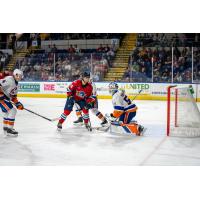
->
[[167, 86, 200, 137]]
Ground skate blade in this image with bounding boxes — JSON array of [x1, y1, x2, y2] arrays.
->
[[95, 126, 110, 132], [57, 128, 62, 132], [73, 123, 84, 126], [101, 123, 110, 127], [6, 133, 18, 137], [86, 127, 92, 132], [140, 128, 147, 136]]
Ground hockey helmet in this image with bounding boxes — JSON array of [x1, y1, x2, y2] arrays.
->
[[82, 71, 90, 78], [108, 82, 118, 95], [13, 69, 23, 78]]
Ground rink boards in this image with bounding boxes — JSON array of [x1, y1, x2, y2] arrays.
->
[[17, 82, 200, 102]]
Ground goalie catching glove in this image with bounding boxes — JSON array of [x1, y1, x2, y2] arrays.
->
[[105, 113, 117, 122]]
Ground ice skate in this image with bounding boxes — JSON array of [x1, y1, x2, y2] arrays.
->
[[57, 122, 62, 131], [73, 117, 83, 126], [3, 127, 8, 134], [6, 128, 18, 137], [100, 118, 108, 127], [137, 125, 146, 136], [85, 123, 92, 132]]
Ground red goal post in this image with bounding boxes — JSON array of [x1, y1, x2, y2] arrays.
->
[[167, 85, 200, 137]]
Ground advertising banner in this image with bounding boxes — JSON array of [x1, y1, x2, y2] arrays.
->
[[18, 81, 200, 101], [43, 83, 55, 93], [19, 83, 40, 93]]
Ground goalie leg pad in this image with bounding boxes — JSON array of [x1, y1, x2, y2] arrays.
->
[[119, 111, 136, 124], [110, 121, 140, 136]]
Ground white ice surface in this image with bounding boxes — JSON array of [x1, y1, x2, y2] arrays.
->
[[0, 98, 200, 166]]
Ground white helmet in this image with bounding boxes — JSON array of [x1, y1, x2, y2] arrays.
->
[[108, 82, 119, 95], [13, 69, 23, 78]]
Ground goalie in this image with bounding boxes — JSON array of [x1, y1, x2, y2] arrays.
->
[[107, 82, 145, 136]]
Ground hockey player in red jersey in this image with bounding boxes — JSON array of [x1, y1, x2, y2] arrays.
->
[[73, 75, 108, 126], [57, 71, 95, 131]]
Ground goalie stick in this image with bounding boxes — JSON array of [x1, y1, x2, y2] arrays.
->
[[131, 89, 143, 102]]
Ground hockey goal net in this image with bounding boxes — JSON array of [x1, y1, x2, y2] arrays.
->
[[167, 86, 200, 137]]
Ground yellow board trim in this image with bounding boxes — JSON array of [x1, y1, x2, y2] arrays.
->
[[17, 93, 200, 102]]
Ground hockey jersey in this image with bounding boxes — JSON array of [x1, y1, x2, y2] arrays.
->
[[67, 79, 93, 102], [112, 90, 137, 118], [0, 76, 19, 100], [0, 72, 10, 79]]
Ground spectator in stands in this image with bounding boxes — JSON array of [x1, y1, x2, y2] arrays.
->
[[123, 67, 130, 82], [46, 45, 52, 54], [33, 62, 42, 71], [51, 44, 57, 53], [104, 45, 110, 53], [97, 44, 104, 53], [107, 47, 115, 57], [68, 45, 75, 53], [135, 33, 194, 47], [0, 55, 6, 67], [74, 45, 80, 54]]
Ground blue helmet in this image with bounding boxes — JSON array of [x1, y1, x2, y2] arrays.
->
[[82, 71, 90, 78], [108, 82, 118, 95]]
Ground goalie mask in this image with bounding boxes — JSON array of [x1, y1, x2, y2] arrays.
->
[[108, 82, 118, 95]]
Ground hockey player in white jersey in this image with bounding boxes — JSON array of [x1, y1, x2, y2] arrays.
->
[[0, 69, 24, 136], [107, 82, 144, 136], [73, 75, 108, 126]]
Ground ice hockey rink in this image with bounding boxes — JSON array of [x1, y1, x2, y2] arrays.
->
[[0, 97, 200, 166]]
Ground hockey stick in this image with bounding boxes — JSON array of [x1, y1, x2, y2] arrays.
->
[[10, 101, 55, 122], [23, 108, 54, 122], [1, 89, 58, 122], [131, 89, 143, 102]]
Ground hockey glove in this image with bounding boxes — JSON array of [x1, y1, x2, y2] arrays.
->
[[67, 95, 75, 101], [84, 102, 94, 110], [15, 102, 24, 110], [105, 113, 117, 122]]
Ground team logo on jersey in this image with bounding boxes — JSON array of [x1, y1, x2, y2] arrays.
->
[[76, 91, 85, 98], [10, 87, 18, 96]]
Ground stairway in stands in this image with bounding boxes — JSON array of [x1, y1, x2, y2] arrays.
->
[[7, 49, 29, 70], [104, 33, 136, 81]]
